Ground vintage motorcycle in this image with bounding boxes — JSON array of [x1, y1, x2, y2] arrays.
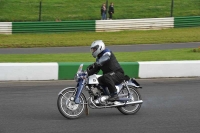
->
[[57, 64, 143, 119]]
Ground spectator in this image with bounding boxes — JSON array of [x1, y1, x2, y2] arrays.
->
[[108, 2, 114, 20], [101, 3, 107, 20]]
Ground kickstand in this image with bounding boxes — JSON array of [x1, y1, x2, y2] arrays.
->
[[85, 104, 89, 116]]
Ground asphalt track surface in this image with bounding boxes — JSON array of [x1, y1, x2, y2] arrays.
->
[[0, 42, 200, 54], [0, 78, 200, 133], [0, 43, 200, 133]]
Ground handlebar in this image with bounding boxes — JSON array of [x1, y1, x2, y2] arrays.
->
[[77, 71, 88, 79]]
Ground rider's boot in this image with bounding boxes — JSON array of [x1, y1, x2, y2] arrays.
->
[[107, 93, 119, 101]]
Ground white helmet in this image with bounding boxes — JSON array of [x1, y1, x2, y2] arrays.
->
[[90, 40, 105, 58]]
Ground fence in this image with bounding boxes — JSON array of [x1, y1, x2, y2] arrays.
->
[[0, 0, 200, 22]]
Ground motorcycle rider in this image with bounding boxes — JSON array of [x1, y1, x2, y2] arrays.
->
[[87, 40, 125, 101]]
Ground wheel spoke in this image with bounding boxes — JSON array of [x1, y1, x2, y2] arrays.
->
[[117, 86, 141, 114], [59, 90, 85, 118], [61, 94, 69, 101]]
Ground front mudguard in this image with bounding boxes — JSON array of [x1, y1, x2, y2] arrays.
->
[[58, 87, 76, 96], [58, 86, 87, 104], [58, 87, 89, 116]]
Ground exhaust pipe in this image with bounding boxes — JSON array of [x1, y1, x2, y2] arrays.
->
[[89, 97, 143, 108], [111, 100, 143, 107], [125, 100, 143, 105]]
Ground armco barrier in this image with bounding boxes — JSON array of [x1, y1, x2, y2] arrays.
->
[[0, 61, 200, 81], [0, 22, 12, 34], [0, 16, 199, 34], [12, 20, 96, 33], [174, 16, 200, 28], [96, 17, 174, 32]]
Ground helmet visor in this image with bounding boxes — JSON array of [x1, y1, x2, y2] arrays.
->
[[90, 45, 99, 53]]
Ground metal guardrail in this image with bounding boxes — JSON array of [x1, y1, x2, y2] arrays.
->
[[174, 16, 200, 28], [96, 18, 174, 32], [0, 16, 200, 34], [0, 22, 12, 34], [12, 21, 96, 33]]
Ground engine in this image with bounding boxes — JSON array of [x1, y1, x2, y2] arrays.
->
[[94, 96, 109, 104], [90, 86, 101, 96], [89, 85, 109, 105]]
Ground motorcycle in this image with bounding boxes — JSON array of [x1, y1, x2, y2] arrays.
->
[[57, 64, 143, 119]]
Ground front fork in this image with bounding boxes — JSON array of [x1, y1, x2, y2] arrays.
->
[[58, 80, 85, 104], [73, 79, 89, 115], [74, 79, 86, 104]]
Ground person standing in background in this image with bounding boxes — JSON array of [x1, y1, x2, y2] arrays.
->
[[108, 2, 114, 20], [101, 3, 107, 20]]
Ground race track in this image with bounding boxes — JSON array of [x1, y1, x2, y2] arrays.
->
[[0, 42, 199, 54], [0, 78, 200, 133]]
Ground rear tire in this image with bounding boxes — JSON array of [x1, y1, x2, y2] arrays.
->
[[57, 88, 86, 119], [117, 86, 142, 115]]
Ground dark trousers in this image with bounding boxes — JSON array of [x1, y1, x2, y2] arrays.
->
[[98, 71, 124, 95], [109, 13, 113, 19]]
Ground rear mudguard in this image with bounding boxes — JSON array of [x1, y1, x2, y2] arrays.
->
[[127, 78, 142, 89]]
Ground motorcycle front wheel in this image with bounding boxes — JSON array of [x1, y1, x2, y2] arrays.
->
[[57, 88, 86, 119], [117, 86, 142, 115]]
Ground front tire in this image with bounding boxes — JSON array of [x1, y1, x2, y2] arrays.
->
[[117, 86, 142, 115], [57, 88, 86, 119]]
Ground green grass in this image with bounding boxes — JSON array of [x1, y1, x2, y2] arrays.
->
[[0, 48, 199, 62], [1, 27, 200, 48], [0, 0, 199, 21]]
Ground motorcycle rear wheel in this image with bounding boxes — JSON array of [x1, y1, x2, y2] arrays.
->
[[57, 88, 86, 119], [117, 86, 142, 115]]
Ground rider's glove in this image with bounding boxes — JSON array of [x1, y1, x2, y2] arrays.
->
[[94, 61, 101, 67], [83, 70, 88, 75]]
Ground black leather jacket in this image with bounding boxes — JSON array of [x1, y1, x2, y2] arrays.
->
[[108, 5, 114, 14], [87, 48, 124, 76]]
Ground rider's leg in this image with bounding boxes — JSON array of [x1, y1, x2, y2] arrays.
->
[[99, 72, 124, 101]]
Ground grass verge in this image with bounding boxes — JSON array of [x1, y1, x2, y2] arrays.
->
[[0, 48, 199, 62], [0, 0, 199, 21], [0, 27, 200, 48]]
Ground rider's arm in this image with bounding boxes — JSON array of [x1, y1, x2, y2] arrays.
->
[[87, 63, 100, 76], [96, 51, 111, 66]]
